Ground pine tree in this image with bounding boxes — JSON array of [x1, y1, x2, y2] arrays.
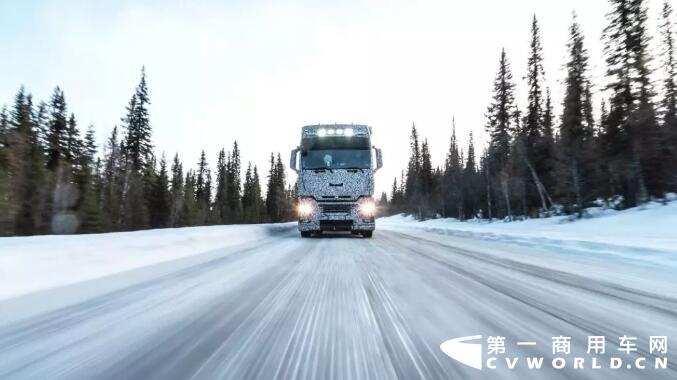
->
[[123, 67, 153, 172], [65, 114, 82, 163], [11, 90, 45, 235], [265, 152, 288, 222], [251, 165, 264, 222], [420, 138, 434, 216], [169, 153, 184, 227], [462, 131, 480, 219], [149, 154, 170, 228], [180, 170, 198, 226], [242, 162, 264, 223], [120, 68, 153, 229], [443, 119, 463, 218], [195, 150, 211, 224], [486, 49, 517, 219], [524, 15, 546, 153], [78, 125, 102, 233], [0, 106, 12, 235], [559, 14, 595, 216], [404, 123, 422, 215], [660, 1, 677, 189], [213, 148, 229, 223], [603, 0, 657, 205], [274, 153, 289, 221], [45, 87, 68, 171], [101, 126, 123, 231], [226, 141, 242, 222]]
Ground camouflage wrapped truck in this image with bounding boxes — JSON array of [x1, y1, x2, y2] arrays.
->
[[290, 124, 383, 238]]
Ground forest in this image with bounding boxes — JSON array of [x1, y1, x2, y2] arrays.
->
[[0, 68, 296, 236], [385, 1, 677, 221], [1, 0, 676, 236]]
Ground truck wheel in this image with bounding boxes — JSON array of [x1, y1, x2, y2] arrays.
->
[[301, 231, 312, 238], [361, 231, 373, 238]]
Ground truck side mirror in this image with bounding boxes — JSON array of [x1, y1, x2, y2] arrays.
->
[[374, 147, 383, 172], [290, 148, 299, 173]]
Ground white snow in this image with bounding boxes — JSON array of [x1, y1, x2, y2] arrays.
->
[[0, 224, 287, 301], [379, 201, 677, 253]]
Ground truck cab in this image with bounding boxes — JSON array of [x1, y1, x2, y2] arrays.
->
[[290, 124, 382, 238]]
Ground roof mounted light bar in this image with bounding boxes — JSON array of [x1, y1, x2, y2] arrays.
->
[[302, 125, 369, 137]]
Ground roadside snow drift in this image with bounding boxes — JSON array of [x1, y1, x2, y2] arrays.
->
[[380, 201, 677, 253], [0, 224, 290, 301]]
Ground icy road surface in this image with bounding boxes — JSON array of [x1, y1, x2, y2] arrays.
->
[[1, 225, 676, 379]]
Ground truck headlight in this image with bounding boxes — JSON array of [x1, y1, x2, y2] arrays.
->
[[358, 198, 376, 217], [297, 199, 316, 218]]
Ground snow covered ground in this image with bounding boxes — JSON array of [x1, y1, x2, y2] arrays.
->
[[1, 206, 676, 379], [2, 201, 675, 303], [0, 223, 290, 301], [380, 200, 677, 253]]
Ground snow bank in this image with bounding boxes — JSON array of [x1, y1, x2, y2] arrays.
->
[[379, 201, 677, 253], [0, 224, 290, 301]]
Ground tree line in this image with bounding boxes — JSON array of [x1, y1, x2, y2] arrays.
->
[[0, 68, 295, 236], [386, 0, 677, 220]]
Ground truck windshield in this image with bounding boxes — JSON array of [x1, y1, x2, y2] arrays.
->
[[301, 149, 371, 170], [300, 136, 371, 170]]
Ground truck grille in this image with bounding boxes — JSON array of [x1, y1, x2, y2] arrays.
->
[[320, 203, 353, 213], [320, 220, 353, 231]]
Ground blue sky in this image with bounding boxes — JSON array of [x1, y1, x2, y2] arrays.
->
[[0, 0, 665, 195]]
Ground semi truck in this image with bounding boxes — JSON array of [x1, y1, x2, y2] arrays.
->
[[290, 124, 383, 238]]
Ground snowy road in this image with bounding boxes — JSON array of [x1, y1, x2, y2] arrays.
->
[[1, 225, 676, 379]]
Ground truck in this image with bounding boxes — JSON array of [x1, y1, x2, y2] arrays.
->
[[290, 124, 383, 238]]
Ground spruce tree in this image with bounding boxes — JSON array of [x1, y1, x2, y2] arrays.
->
[[180, 170, 198, 226], [78, 125, 102, 233], [242, 162, 263, 223], [195, 150, 210, 224], [169, 153, 184, 226], [404, 123, 422, 215], [443, 119, 463, 218], [149, 154, 170, 228], [213, 148, 229, 223], [560, 15, 594, 216], [420, 139, 434, 216], [226, 141, 242, 222], [524, 15, 546, 153], [11, 90, 45, 235], [603, 0, 657, 204], [124, 68, 153, 172], [0, 106, 12, 235], [486, 49, 517, 218], [46, 87, 68, 172], [101, 126, 123, 231], [660, 1, 677, 188], [462, 131, 479, 219]]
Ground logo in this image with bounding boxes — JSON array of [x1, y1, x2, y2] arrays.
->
[[440, 335, 669, 371], [439, 335, 483, 370]]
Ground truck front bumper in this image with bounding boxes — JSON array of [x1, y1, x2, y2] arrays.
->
[[297, 202, 375, 232]]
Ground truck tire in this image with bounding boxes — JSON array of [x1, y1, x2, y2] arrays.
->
[[361, 231, 373, 238], [301, 231, 312, 238]]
